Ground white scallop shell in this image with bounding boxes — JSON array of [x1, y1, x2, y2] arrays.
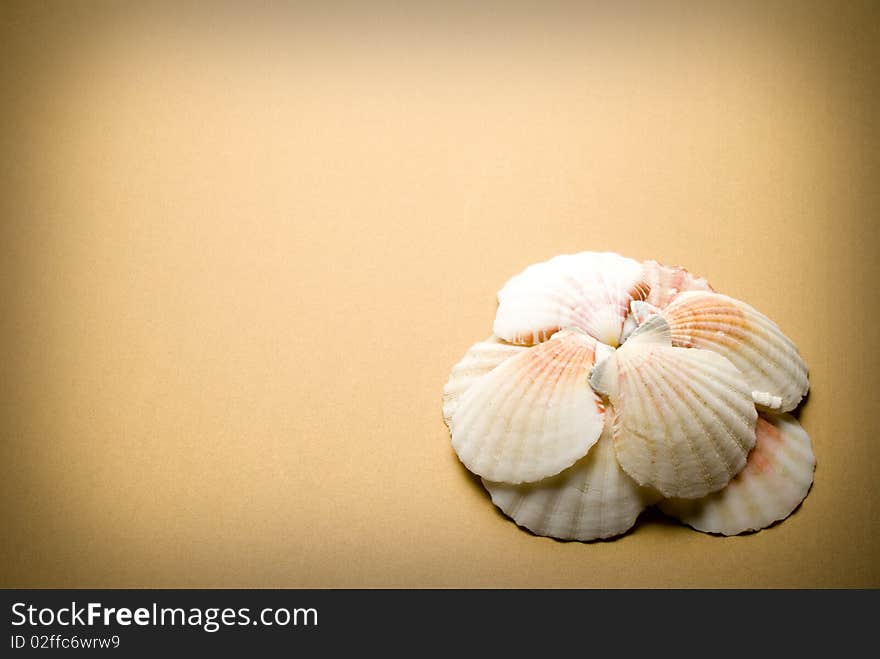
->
[[589, 316, 757, 499], [493, 252, 649, 347], [483, 419, 658, 541], [659, 412, 815, 535], [661, 291, 809, 412], [442, 336, 528, 426], [451, 328, 606, 484], [628, 300, 662, 327], [641, 260, 713, 309]]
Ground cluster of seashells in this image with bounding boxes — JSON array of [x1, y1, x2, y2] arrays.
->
[[442, 252, 814, 540]]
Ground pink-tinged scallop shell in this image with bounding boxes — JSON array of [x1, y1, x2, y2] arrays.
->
[[661, 291, 809, 412], [483, 418, 658, 541], [590, 316, 757, 499], [451, 328, 605, 484], [493, 252, 649, 348], [442, 336, 528, 426], [641, 260, 713, 309], [659, 412, 815, 535]]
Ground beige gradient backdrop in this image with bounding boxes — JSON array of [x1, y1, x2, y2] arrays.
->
[[1, 2, 878, 587]]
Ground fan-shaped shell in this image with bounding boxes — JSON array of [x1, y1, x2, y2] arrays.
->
[[659, 412, 815, 535], [641, 260, 713, 309], [661, 291, 809, 412], [451, 328, 605, 484], [590, 316, 757, 499], [484, 419, 658, 541], [493, 252, 649, 347], [442, 336, 528, 426]]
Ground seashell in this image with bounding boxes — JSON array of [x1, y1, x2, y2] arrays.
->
[[493, 252, 649, 348], [444, 251, 813, 540], [660, 291, 809, 412], [442, 335, 528, 426], [629, 300, 662, 326], [752, 391, 783, 411], [589, 315, 757, 499], [659, 412, 815, 535], [619, 312, 639, 344], [641, 260, 713, 309], [451, 328, 605, 484], [483, 418, 659, 541]]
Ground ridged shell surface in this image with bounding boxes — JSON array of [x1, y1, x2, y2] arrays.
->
[[659, 412, 815, 535], [662, 291, 809, 412], [493, 252, 649, 347], [483, 420, 657, 541], [442, 336, 528, 426], [451, 329, 605, 484], [641, 260, 713, 309], [594, 316, 758, 499]]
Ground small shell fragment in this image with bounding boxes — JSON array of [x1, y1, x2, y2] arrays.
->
[[592, 316, 758, 499], [752, 391, 783, 411], [483, 420, 658, 541], [629, 300, 662, 326], [451, 328, 605, 484], [659, 412, 815, 535]]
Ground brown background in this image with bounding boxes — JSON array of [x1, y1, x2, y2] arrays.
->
[[2, 2, 878, 588]]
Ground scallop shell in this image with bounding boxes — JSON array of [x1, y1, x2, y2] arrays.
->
[[451, 328, 605, 484], [442, 336, 528, 426], [661, 291, 809, 412], [629, 300, 662, 326], [483, 419, 658, 541], [589, 315, 757, 499], [619, 312, 639, 344], [493, 252, 649, 348], [641, 260, 713, 309], [659, 412, 815, 535]]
